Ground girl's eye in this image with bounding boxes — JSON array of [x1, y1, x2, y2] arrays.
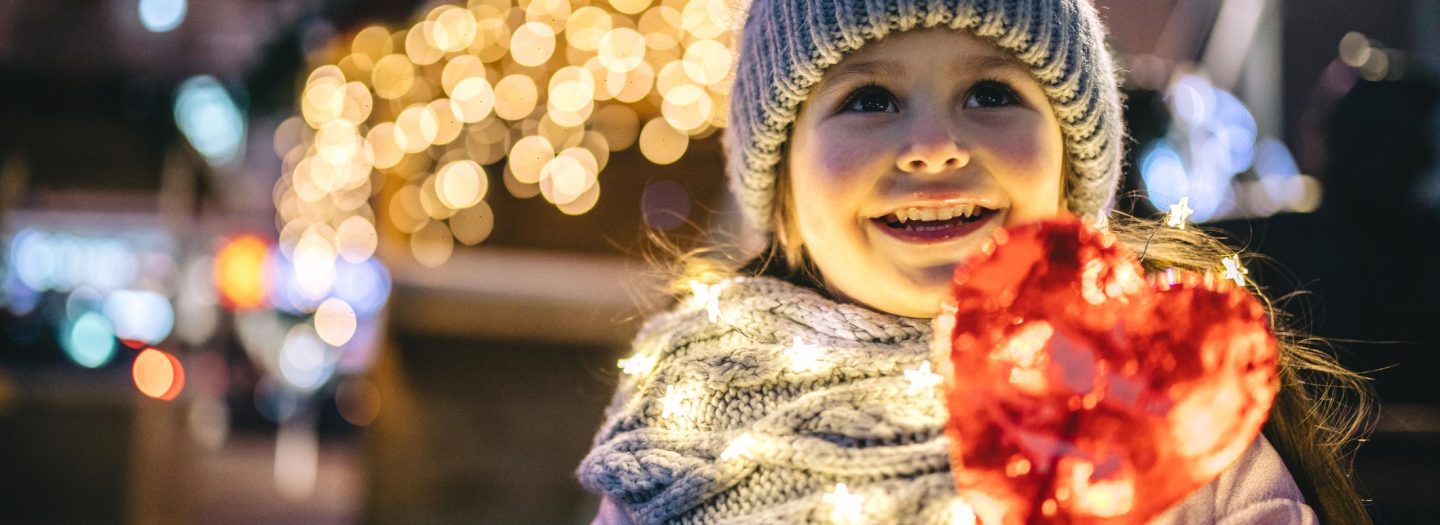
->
[[839, 86, 899, 113], [964, 81, 1021, 108]]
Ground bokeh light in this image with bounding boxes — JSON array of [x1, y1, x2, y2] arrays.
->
[[133, 348, 185, 401], [335, 376, 382, 426], [175, 76, 246, 167], [314, 298, 358, 347], [138, 0, 186, 33], [63, 311, 118, 369], [103, 290, 175, 345], [214, 235, 270, 309]]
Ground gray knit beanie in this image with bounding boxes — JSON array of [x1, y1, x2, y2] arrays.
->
[[723, 0, 1126, 233]]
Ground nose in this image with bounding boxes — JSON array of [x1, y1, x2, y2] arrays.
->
[[895, 118, 971, 175]]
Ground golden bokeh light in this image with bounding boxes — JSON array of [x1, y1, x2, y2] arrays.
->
[[566, 6, 613, 51], [302, 77, 346, 128], [681, 38, 731, 85], [525, 0, 572, 33], [508, 134, 555, 183], [449, 77, 497, 123], [493, 73, 540, 120], [607, 60, 654, 102], [426, 98, 466, 145], [432, 5, 480, 52], [336, 215, 379, 263], [406, 22, 447, 65], [465, 117, 510, 164], [540, 154, 591, 205], [597, 27, 647, 72], [609, 0, 653, 16], [592, 104, 640, 151], [556, 180, 601, 215], [282, 0, 747, 271], [639, 6, 684, 51], [503, 164, 543, 198], [660, 83, 712, 132], [372, 54, 417, 100], [410, 220, 455, 268], [639, 117, 688, 164], [548, 65, 597, 113], [449, 200, 496, 245], [580, 131, 611, 171], [352, 26, 395, 62], [538, 114, 586, 150], [419, 175, 459, 220], [442, 55, 489, 95], [365, 123, 404, 169], [389, 185, 427, 233], [510, 22, 558, 67], [436, 159, 489, 209]]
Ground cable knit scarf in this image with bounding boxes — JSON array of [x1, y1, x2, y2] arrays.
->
[[576, 276, 972, 524]]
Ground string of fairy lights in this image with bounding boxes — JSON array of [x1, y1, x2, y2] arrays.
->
[[608, 207, 1248, 523]]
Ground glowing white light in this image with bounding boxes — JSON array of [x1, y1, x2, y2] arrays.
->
[[313, 298, 358, 346], [659, 384, 700, 424], [947, 498, 978, 525], [904, 361, 943, 395], [1140, 142, 1189, 211], [103, 289, 175, 345], [823, 483, 866, 524], [720, 432, 757, 462], [617, 353, 658, 377], [279, 324, 335, 391], [688, 280, 723, 322], [1165, 197, 1194, 230], [139, 0, 186, 33], [785, 336, 827, 373], [175, 76, 246, 167], [12, 229, 55, 291], [1221, 255, 1248, 287]]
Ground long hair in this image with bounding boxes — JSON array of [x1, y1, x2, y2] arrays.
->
[[647, 175, 1374, 523]]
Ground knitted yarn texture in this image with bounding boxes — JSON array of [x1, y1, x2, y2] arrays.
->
[[723, 0, 1127, 232], [576, 276, 968, 524]]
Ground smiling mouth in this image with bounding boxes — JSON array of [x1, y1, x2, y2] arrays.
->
[[870, 202, 999, 243]]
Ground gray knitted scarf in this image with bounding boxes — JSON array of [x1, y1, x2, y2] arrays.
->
[[577, 276, 972, 524]]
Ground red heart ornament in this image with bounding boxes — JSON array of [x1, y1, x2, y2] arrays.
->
[[933, 217, 1278, 525]]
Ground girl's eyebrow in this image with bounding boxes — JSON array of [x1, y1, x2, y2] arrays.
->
[[815, 52, 1026, 99]]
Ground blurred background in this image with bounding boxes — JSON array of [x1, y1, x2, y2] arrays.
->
[[0, 0, 1435, 523]]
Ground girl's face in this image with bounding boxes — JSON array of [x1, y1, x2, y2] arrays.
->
[[786, 29, 1068, 318]]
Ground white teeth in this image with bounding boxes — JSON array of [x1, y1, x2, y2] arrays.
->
[[880, 203, 987, 223]]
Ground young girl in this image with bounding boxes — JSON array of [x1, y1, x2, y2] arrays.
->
[[578, 0, 1371, 523]]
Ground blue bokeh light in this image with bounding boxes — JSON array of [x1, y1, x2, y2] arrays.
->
[[63, 312, 118, 368], [175, 76, 246, 167], [139, 0, 187, 33]]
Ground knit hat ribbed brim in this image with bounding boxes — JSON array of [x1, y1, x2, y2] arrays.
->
[[723, 0, 1126, 233]]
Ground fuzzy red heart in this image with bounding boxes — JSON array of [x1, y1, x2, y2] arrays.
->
[[933, 217, 1278, 525]]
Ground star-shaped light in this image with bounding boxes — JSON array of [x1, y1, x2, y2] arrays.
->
[[1221, 254, 1248, 287], [720, 432, 757, 462], [689, 280, 724, 323], [904, 361, 943, 395], [617, 354, 658, 378], [823, 482, 866, 524], [785, 336, 827, 373], [659, 385, 695, 423], [947, 498, 977, 525], [1166, 197, 1194, 230]]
